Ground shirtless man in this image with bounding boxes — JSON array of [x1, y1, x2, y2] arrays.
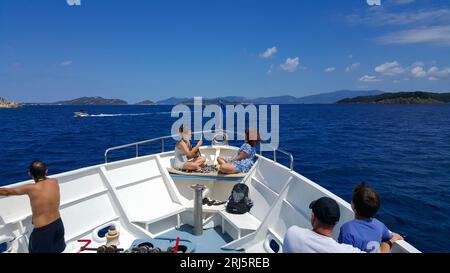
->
[[0, 160, 66, 253]]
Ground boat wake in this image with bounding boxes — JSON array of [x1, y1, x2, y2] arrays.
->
[[81, 111, 199, 117], [83, 112, 172, 117], [88, 113, 154, 117]]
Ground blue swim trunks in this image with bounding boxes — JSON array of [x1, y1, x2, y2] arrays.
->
[[29, 217, 66, 253]]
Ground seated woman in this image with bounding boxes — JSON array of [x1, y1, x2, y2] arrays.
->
[[173, 125, 206, 171], [217, 128, 259, 174]]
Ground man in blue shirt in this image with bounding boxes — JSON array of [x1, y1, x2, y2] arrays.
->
[[338, 183, 403, 253]]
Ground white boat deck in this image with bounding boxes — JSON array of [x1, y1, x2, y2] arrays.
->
[[0, 145, 420, 253]]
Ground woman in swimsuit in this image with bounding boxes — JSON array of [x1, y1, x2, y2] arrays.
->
[[217, 128, 259, 174], [173, 125, 206, 171]]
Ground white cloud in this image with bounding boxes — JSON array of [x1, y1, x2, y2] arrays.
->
[[280, 57, 299, 72], [427, 66, 450, 79], [347, 8, 450, 47], [372, 61, 450, 81], [348, 8, 450, 27], [411, 66, 427, 78], [60, 60, 73, 66], [375, 61, 405, 76], [376, 26, 450, 46], [427, 66, 439, 76], [367, 0, 381, 6], [260, 47, 277, 59], [324, 67, 336, 72], [346, 62, 360, 72], [359, 75, 382, 82]]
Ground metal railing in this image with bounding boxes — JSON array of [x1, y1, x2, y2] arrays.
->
[[104, 130, 208, 163], [272, 148, 295, 171], [104, 129, 295, 171]]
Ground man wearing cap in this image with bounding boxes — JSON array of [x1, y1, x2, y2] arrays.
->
[[283, 197, 365, 253]]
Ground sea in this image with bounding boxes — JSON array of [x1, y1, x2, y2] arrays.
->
[[1, 104, 449, 252]]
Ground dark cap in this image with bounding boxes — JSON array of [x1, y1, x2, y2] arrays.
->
[[309, 197, 340, 226]]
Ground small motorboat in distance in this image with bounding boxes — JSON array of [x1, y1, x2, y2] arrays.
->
[[74, 110, 89, 117]]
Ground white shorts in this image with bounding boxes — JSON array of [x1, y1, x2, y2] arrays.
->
[[173, 158, 193, 170]]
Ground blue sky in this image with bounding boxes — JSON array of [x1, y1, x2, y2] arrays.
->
[[1, 0, 449, 103]]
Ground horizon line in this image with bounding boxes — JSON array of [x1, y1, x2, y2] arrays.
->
[[7, 89, 450, 104]]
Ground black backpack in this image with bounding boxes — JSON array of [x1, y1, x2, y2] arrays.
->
[[226, 183, 253, 214]]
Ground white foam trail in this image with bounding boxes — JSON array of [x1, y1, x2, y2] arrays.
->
[[88, 113, 153, 117], [87, 111, 200, 118], [84, 110, 202, 117]]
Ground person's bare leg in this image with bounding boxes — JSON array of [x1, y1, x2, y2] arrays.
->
[[217, 156, 226, 165], [195, 156, 206, 167], [218, 163, 238, 174], [182, 162, 201, 171]]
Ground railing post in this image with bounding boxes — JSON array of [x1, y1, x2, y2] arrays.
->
[[273, 149, 277, 162], [161, 138, 165, 153], [191, 184, 206, 236], [136, 144, 139, 158]]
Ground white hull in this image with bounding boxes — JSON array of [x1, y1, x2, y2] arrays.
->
[[74, 112, 89, 117], [0, 145, 420, 253]]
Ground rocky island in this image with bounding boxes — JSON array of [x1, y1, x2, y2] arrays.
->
[[154, 90, 384, 105], [0, 97, 22, 108], [135, 100, 154, 105], [337, 91, 450, 104], [54, 96, 128, 105]]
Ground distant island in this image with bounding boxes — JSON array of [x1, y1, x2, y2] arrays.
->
[[175, 97, 246, 105], [53, 96, 128, 105], [135, 100, 154, 105], [0, 97, 22, 108], [337, 92, 450, 104], [155, 97, 191, 105], [154, 90, 384, 105], [22, 90, 383, 106], [16, 90, 450, 106]]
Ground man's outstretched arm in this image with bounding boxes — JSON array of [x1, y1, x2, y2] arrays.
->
[[379, 233, 404, 253], [0, 184, 34, 196]]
